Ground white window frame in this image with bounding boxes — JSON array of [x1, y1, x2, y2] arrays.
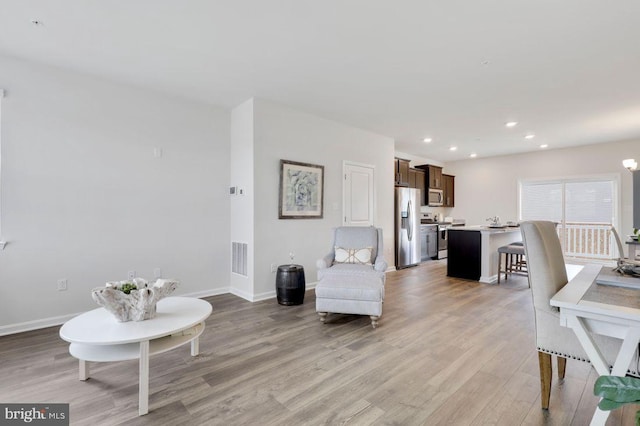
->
[[518, 173, 621, 260]]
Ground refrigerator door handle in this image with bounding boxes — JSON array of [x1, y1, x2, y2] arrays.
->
[[407, 199, 413, 241]]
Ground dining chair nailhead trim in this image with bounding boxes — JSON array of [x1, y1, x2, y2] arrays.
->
[[538, 347, 639, 376]]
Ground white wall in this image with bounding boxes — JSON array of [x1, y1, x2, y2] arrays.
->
[[229, 99, 255, 299], [250, 99, 395, 298], [0, 55, 230, 333], [445, 140, 640, 233]]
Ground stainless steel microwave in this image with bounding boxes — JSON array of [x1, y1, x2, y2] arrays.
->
[[428, 189, 443, 206]]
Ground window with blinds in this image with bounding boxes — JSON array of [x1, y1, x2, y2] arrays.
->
[[519, 177, 618, 260]]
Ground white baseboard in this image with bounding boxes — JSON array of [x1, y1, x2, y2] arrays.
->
[[480, 274, 498, 284], [0, 283, 318, 336], [0, 313, 84, 337], [0, 287, 231, 337], [252, 290, 276, 302], [229, 287, 255, 301], [181, 287, 230, 299]]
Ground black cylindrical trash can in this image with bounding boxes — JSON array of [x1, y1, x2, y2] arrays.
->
[[276, 264, 305, 305]]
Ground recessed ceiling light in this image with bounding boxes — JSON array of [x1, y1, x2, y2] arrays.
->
[[525, 134, 535, 140], [423, 137, 432, 143], [540, 144, 548, 149], [30, 19, 43, 26], [449, 146, 458, 151], [470, 153, 477, 158], [505, 121, 518, 128]]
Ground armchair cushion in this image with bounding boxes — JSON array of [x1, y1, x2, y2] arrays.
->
[[333, 246, 373, 265]]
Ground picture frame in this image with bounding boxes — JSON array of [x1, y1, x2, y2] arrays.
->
[[279, 159, 324, 219]]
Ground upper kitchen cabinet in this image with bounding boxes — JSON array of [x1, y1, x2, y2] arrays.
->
[[416, 164, 443, 189], [412, 168, 426, 205], [443, 174, 455, 207], [394, 158, 410, 186]]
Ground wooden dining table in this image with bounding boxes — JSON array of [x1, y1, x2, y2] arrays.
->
[[551, 263, 640, 425]]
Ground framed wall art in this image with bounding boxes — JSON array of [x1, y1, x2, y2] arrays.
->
[[279, 159, 324, 219]]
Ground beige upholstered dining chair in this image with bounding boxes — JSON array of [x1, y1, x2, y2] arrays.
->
[[611, 226, 640, 272], [520, 221, 638, 410]]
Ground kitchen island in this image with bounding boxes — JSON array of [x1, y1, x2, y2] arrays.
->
[[448, 226, 522, 283]]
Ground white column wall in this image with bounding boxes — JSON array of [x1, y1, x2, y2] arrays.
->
[[251, 99, 395, 299], [229, 99, 255, 299]]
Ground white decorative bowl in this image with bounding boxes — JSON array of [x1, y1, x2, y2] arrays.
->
[[91, 278, 178, 322]]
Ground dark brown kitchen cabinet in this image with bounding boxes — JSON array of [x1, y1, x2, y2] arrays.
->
[[412, 168, 426, 205], [416, 164, 443, 189], [408, 168, 417, 188], [443, 174, 455, 207], [394, 158, 410, 186]]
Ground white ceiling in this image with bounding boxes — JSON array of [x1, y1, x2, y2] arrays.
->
[[1, 1, 640, 162]]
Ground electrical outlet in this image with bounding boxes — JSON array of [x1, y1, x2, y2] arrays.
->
[[57, 279, 68, 291], [271, 263, 277, 273], [128, 270, 136, 280], [154, 268, 162, 278]]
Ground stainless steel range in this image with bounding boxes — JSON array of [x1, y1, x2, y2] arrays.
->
[[438, 219, 466, 259], [437, 224, 450, 259]]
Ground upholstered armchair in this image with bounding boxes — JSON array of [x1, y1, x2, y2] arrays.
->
[[315, 226, 387, 328], [520, 221, 638, 410], [316, 226, 387, 282]]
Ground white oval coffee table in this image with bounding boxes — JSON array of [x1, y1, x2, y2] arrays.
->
[[59, 297, 212, 416]]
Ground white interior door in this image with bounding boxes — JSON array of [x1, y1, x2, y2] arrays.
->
[[343, 162, 375, 226]]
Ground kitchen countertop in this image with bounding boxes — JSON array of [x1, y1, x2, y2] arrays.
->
[[449, 225, 522, 234], [420, 220, 466, 226]]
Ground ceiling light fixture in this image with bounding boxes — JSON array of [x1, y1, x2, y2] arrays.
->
[[423, 137, 432, 143], [505, 121, 518, 128], [30, 19, 43, 25], [623, 158, 638, 171], [449, 146, 458, 151], [470, 153, 477, 158], [525, 134, 535, 140], [540, 144, 548, 149]]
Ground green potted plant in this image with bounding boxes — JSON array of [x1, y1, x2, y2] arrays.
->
[[594, 375, 640, 424]]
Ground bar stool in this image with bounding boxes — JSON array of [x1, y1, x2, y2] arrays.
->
[[497, 244, 528, 284]]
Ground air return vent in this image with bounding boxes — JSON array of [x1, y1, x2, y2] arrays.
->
[[232, 242, 248, 276]]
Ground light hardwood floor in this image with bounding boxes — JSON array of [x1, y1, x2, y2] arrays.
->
[[1, 260, 638, 425]]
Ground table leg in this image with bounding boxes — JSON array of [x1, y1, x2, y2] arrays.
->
[[590, 408, 610, 426], [139, 341, 150, 416], [191, 337, 200, 356], [79, 360, 89, 381], [568, 316, 640, 426], [191, 322, 203, 356], [568, 317, 610, 375]]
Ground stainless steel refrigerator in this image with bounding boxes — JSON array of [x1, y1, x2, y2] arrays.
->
[[395, 187, 421, 269]]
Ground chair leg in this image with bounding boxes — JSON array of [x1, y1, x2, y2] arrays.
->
[[498, 253, 502, 283], [557, 356, 567, 380], [318, 312, 327, 323], [370, 316, 380, 329], [538, 351, 552, 410]]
